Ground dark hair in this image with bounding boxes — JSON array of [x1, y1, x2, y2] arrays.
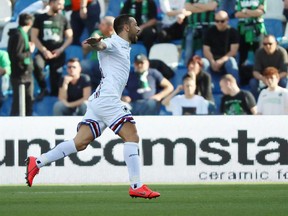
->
[[18, 13, 33, 27], [187, 55, 204, 68], [113, 14, 133, 35], [67, 58, 80, 64]]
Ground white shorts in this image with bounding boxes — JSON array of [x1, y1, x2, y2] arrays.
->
[[77, 96, 135, 139]]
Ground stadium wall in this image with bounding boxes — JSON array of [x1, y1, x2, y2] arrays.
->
[[0, 116, 288, 185]]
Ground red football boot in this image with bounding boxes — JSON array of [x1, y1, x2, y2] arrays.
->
[[129, 184, 160, 199], [25, 156, 40, 187]]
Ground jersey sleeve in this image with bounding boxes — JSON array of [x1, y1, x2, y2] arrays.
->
[[101, 38, 114, 52]]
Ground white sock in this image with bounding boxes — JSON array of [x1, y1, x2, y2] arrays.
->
[[124, 142, 143, 189], [36, 139, 77, 168]]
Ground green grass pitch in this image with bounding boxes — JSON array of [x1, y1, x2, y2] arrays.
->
[[0, 184, 287, 216]]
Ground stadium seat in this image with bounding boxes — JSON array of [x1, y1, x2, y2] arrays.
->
[[0, 94, 12, 116], [12, 0, 38, 21], [130, 43, 147, 65], [65, 45, 84, 62], [210, 72, 222, 94], [0, 22, 18, 49], [264, 19, 284, 38], [105, 0, 126, 17], [212, 93, 223, 114], [264, 0, 284, 20], [33, 96, 58, 116], [0, 0, 12, 28], [171, 65, 187, 88], [149, 43, 179, 69]]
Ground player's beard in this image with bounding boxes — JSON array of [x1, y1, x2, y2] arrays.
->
[[51, 7, 60, 14]]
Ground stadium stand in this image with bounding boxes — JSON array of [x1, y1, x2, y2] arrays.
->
[[0, 22, 17, 49], [171, 65, 187, 88], [33, 96, 58, 116], [149, 43, 179, 69], [105, 0, 125, 17], [0, 94, 12, 116], [130, 43, 147, 65], [263, 0, 285, 38], [65, 45, 84, 62], [264, 19, 284, 38], [0, 0, 12, 28], [12, 0, 37, 21]]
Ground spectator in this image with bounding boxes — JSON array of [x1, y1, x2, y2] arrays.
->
[[162, 74, 209, 115], [120, 0, 158, 53], [184, 0, 219, 64], [81, 16, 115, 91], [0, 50, 11, 109], [220, 74, 257, 115], [235, 0, 267, 67], [31, 0, 73, 100], [68, 0, 101, 45], [186, 55, 214, 102], [250, 34, 288, 99], [257, 67, 288, 115], [53, 58, 91, 116], [122, 54, 174, 115], [157, 0, 191, 43], [7, 13, 34, 116], [202, 10, 240, 84]]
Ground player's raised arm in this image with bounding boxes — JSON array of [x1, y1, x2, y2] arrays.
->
[[83, 34, 107, 51]]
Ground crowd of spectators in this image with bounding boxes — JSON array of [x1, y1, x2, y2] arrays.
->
[[0, 0, 288, 116]]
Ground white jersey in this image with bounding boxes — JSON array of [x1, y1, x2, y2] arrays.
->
[[257, 87, 288, 115], [89, 34, 131, 99], [82, 34, 134, 137], [166, 94, 209, 115]]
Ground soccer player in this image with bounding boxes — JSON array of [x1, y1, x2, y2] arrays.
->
[[25, 14, 160, 199]]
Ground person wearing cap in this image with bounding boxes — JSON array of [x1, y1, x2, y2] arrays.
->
[[257, 67, 288, 115], [122, 53, 174, 115]]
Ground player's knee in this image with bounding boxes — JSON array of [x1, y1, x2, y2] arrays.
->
[[74, 141, 90, 151], [123, 132, 139, 143]]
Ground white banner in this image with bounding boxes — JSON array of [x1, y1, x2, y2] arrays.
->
[[0, 116, 288, 185]]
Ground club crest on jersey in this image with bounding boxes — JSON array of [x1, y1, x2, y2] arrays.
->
[[122, 105, 129, 113]]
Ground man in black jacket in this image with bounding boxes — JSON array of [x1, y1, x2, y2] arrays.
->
[[7, 13, 34, 116]]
